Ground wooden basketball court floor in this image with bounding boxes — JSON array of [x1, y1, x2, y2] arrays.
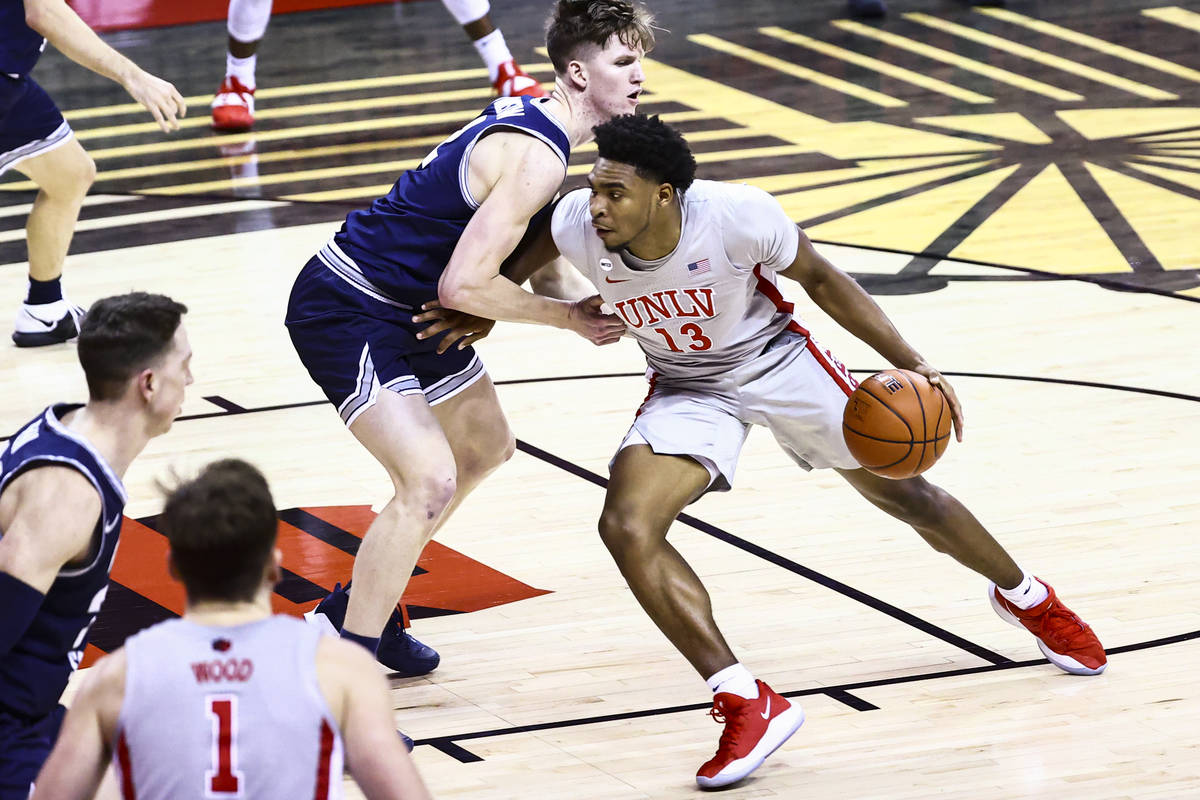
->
[[3, 0, 1199, 797]]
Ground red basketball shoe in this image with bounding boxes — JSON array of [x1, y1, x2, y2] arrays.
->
[[211, 76, 256, 132], [989, 579, 1107, 675], [493, 59, 546, 98], [695, 680, 804, 789]]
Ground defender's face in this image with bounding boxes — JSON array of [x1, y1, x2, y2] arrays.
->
[[580, 35, 645, 118], [149, 325, 194, 434], [588, 158, 661, 251]]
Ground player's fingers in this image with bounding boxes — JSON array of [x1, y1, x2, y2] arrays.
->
[[421, 300, 444, 312], [411, 310, 447, 325], [149, 103, 170, 133], [414, 320, 452, 340], [938, 383, 965, 442], [172, 87, 188, 118]]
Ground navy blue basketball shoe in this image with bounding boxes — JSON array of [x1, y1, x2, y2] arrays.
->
[[306, 582, 440, 677]]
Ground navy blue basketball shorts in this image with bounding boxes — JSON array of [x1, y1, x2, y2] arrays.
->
[[0, 705, 65, 800], [285, 254, 486, 427], [0, 75, 72, 177]]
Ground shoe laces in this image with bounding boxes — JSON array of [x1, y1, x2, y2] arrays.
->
[[708, 698, 748, 752], [1038, 602, 1091, 648]]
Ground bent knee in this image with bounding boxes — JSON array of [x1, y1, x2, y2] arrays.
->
[[46, 148, 96, 195], [394, 472, 457, 521], [597, 510, 660, 559], [459, 430, 516, 481]]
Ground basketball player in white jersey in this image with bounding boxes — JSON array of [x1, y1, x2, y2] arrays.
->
[[471, 114, 1107, 789], [32, 458, 430, 800], [212, 0, 547, 131]]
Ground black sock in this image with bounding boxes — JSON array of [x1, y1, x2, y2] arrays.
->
[[340, 629, 380, 654], [26, 277, 62, 305]]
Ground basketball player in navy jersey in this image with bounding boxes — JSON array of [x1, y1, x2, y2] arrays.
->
[[1, 0, 185, 347], [32, 459, 430, 800], [489, 115, 1107, 788], [285, 0, 650, 675], [0, 292, 191, 799], [212, 0, 546, 132]]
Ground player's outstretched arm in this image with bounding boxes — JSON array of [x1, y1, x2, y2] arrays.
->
[[31, 649, 125, 800], [0, 467, 103, 657], [437, 134, 624, 346], [780, 226, 965, 439], [318, 638, 432, 800], [23, 0, 186, 131]]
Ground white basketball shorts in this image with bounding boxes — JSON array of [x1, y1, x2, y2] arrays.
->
[[615, 329, 861, 492]]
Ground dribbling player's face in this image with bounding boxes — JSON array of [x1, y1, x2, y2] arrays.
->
[[149, 325, 194, 434], [581, 35, 646, 119], [588, 158, 663, 252]]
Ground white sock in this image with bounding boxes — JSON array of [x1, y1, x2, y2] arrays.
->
[[998, 570, 1049, 610], [226, 53, 257, 90], [473, 29, 513, 82], [706, 663, 759, 700]]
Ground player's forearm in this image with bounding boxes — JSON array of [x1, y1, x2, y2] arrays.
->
[[440, 271, 573, 327], [528, 258, 595, 302], [807, 268, 926, 369], [25, 0, 138, 85], [0, 571, 45, 658]]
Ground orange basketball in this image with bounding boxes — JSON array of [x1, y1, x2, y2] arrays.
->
[[842, 369, 952, 479]]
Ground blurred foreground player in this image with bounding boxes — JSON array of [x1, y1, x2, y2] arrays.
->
[[2, 0, 185, 346], [506, 114, 1108, 788], [212, 0, 546, 132], [0, 293, 191, 799], [32, 459, 431, 800]]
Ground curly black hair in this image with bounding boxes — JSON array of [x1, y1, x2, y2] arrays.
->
[[592, 114, 696, 193]]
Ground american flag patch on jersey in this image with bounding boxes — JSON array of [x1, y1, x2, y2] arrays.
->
[[687, 258, 711, 275]]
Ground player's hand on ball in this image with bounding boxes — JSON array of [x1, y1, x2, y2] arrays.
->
[[567, 295, 625, 346], [414, 301, 496, 353], [912, 363, 964, 442], [123, 68, 187, 132]]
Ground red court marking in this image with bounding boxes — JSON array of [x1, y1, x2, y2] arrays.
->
[[69, 0, 424, 32], [276, 519, 356, 592], [305, 506, 551, 613], [81, 643, 105, 669], [85, 506, 548, 663], [110, 518, 186, 616]]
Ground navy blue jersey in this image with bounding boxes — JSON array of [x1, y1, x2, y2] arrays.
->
[[0, 1, 47, 77], [0, 405, 127, 719], [330, 95, 570, 306]]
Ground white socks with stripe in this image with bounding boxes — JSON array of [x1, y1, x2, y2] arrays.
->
[[998, 570, 1049, 610], [706, 663, 759, 700]]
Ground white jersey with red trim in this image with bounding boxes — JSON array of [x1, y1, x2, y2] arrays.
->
[[114, 615, 343, 800], [551, 179, 806, 380]]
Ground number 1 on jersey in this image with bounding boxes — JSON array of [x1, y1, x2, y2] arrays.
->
[[206, 695, 244, 796]]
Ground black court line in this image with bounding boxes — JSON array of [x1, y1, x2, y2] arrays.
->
[[412, 629, 1200, 762], [514, 438, 1011, 666]]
